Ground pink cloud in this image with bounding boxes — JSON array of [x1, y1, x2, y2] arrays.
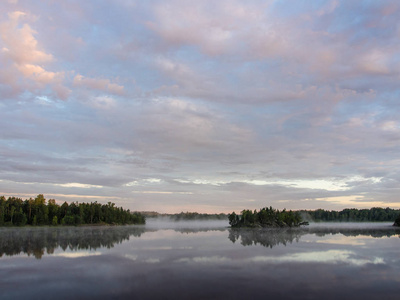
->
[[16, 64, 63, 84], [147, 0, 272, 56], [1, 11, 53, 64], [0, 10, 70, 99], [73, 74, 124, 95]]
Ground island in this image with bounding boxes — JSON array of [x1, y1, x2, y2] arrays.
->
[[0, 194, 145, 226], [229, 206, 400, 228], [228, 206, 308, 228]]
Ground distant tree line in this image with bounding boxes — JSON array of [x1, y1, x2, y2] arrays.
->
[[0, 195, 145, 226], [140, 211, 228, 220], [300, 207, 400, 222], [228, 206, 400, 228], [170, 211, 227, 221], [229, 207, 306, 228]]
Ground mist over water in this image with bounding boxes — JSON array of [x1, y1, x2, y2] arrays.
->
[[1, 221, 399, 299], [145, 216, 229, 230]]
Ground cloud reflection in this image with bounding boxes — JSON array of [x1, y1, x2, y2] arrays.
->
[[249, 250, 385, 266], [175, 256, 230, 264], [54, 252, 102, 258]]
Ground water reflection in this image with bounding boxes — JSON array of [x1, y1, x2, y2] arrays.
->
[[229, 228, 303, 248], [247, 249, 385, 266], [0, 225, 227, 259], [228, 225, 400, 248], [169, 227, 226, 234], [1, 223, 400, 299], [0, 226, 146, 259], [1, 223, 399, 260], [307, 225, 400, 238]]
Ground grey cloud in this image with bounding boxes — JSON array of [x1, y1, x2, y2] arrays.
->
[[1, 1, 400, 212]]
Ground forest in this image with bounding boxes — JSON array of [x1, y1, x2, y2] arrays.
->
[[300, 207, 400, 222], [228, 207, 306, 228], [394, 215, 400, 227], [228, 206, 400, 228], [0, 195, 145, 226]]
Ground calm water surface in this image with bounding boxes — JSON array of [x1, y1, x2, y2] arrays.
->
[[1, 220, 399, 299]]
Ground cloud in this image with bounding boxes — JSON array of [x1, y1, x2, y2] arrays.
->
[[146, 0, 400, 104], [148, 0, 274, 56], [356, 50, 392, 75], [87, 95, 117, 110], [73, 74, 124, 95], [54, 182, 103, 189], [16, 64, 63, 84], [131, 191, 193, 195], [1, 11, 53, 64], [1, 1, 400, 212], [0, 10, 70, 99]]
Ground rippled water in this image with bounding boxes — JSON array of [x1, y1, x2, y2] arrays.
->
[[1, 221, 399, 299]]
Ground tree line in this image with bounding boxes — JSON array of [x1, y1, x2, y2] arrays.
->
[[170, 211, 227, 221], [228, 206, 400, 228], [394, 214, 400, 227], [229, 207, 306, 228], [300, 207, 400, 222], [0, 195, 145, 226], [141, 211, 228, 220]]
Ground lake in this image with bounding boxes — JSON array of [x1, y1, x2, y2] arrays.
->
[[1, 220, 399, 299]]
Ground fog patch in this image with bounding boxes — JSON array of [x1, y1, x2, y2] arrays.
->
[[145, 216, 229, 230]]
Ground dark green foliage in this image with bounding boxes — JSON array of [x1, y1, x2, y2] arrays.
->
[[0, 196, 5, 226], [300, 207, 400, 222], [229, 206, 305, 228], [394, 214, 400, 227], [228, 212, 239, 226], [0, 195, 145, 226]]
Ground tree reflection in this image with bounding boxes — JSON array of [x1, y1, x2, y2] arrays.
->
[[0, 226, 146, 259], [309, 226, 400, 238], [0, 226, 228, 259], [229, 228, 303, 248], [228, 226, 400, 248]]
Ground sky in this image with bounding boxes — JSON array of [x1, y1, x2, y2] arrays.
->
[[1, 0, 400, 213]]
